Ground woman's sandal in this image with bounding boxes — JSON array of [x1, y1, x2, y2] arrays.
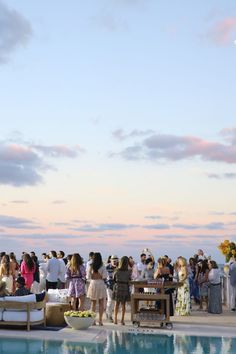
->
[[113, 320, 118, 325], [98, 321, 103, 326], [121, 321, 125, 325]]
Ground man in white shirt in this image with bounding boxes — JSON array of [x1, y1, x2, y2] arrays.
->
[[86, 251, 94, 279], [137, 253, 147, 276], [57, 251, 67, 289], [45, 250, 60, 290]]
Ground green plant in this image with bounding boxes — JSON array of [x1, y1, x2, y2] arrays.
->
[[64, 310, 96, 318]]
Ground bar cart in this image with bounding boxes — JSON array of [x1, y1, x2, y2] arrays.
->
[[130, 280, 182, 329]]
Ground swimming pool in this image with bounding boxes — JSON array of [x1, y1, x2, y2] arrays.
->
[[0, 331, 235, 353]]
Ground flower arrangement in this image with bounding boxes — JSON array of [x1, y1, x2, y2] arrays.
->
[[64, 310, 95, 318], [218, 240, 236, 262]]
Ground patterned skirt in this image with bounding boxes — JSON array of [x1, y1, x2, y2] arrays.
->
[[112, 282, 130, 303], [68, 278, 86, 298]]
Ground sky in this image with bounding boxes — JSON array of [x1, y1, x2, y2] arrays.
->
[[0, 0, 236, 263]]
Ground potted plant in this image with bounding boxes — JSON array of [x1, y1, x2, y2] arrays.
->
[[218, 240, 236, 272], [64, 310, 96, 330], [218, 240, 236, 262]]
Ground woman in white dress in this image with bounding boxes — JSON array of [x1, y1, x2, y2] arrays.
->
[[87, 252, 107, 326]]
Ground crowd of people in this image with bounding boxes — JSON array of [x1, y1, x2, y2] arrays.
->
[[0, 248, 235, 326]]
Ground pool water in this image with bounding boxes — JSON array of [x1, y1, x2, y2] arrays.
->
[[0, 332, 235, 354]]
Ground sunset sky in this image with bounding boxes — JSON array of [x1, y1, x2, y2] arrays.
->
[[1, 0, 236, 262]]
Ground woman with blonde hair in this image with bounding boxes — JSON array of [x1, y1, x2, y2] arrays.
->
[[0, 255, 14, 294], [112, 256, 131, 325], [66, 253, 86, 310], [175, 256, 191, 316]]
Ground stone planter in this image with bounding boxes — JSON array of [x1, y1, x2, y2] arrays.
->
[[64, 315, 94, 330]]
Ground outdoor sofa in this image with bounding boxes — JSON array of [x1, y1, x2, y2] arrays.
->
[[0, 294, 46, 331]]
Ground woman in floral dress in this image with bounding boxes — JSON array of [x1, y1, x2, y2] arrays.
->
[[175, 257, 191, 316], [66, 253, 86, 311]]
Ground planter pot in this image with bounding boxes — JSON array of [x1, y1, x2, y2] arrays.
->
[[64, 316, 94, 330]]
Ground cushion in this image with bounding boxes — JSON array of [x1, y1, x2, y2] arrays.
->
[[47, 289, 69, 303], [3, 309, 44, 322], [4, 294, 36, 303]]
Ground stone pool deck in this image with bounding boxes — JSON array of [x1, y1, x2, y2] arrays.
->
[[172, 307, 236, 328], [0, 304, 235, 344]]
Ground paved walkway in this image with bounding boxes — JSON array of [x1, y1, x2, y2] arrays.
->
[[0, 304, 235, 345], [104, 303, 236, 328]]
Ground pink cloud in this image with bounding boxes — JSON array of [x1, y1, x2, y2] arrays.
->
[[144, 134, 236, 163], [0, 144, 38, 163], [207, 17, 236, 45], [112, 128, 236, 164], [0, 140, 84, 186]]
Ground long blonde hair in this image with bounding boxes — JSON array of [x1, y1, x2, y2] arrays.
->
[[178, 256, 187, 267], [70, 253, 83, 274], [157, 257, 167, 269]]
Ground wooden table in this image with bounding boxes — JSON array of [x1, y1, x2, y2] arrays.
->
[[46, 302, 70, 327], [130, 280, 183, 293]]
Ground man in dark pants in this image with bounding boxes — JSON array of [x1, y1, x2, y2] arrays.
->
[[45, 250, 60, 290]]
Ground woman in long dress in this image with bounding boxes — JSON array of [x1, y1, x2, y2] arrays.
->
[[175, 257, 191, 316], [188, 257, 200, 304], [154, 257, 174, 316], [197, 259, 209, 311], [112, 256, 131, 325], [208, 260, 222, 314], [87, 252, 107, 326], [66, 253, 86, 311]]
